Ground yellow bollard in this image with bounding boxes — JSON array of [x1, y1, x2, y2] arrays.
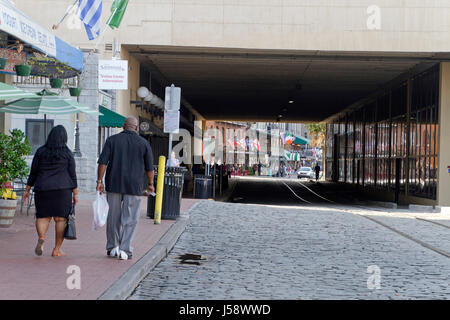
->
[[154, 155, 166, 225]]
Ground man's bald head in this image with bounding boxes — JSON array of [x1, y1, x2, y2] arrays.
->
[[123, 116, 138, 132]]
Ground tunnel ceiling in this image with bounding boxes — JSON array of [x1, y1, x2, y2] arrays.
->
[[126, 45, 447, 122]]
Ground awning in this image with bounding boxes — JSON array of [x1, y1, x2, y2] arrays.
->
[[293, 135, 310, 145], [0, 0, 83, 72], [99, 105, 126, 127], [1, 95, 102, 115], [0, 81, 36, 100], [54, 37, 84, 72], [284, 150, 301, 161], [281, 132, 310, 145]]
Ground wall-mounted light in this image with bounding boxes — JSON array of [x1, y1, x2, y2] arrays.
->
[[144, 92, 153, 102], [150, 95, 159, 105], [137, 86, 150, 99], [154, 97, 164, 108]]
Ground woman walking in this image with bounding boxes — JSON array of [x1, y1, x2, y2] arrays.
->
[[22, 125, 78, 257]]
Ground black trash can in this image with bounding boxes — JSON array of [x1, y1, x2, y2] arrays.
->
[[193, 174, 212, 199], [147, 166, 185, 220], [183, 169, 191, 195], [222, 173, 229, 190]]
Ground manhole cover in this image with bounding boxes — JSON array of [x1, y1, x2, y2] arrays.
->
[[178, 253, 207, 265]]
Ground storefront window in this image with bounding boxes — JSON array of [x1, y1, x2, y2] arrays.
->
[[25, 119, 54, 154]]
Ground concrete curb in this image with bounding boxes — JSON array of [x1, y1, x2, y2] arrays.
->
[[215, 178, 238, 203], [435, 206, 450, 214], [97, 201, 201, 300], [366, 200, 398, 209], [408, 204, 436, 213]]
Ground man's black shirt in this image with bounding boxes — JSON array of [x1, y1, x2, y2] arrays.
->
[[98, 130, 154, 196]]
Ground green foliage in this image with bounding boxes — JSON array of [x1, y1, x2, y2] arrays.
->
[[27, 55, 74, 78], [305, 123, 326, 135], [305, 123, 326, 148], [0, 129, 32, 198]]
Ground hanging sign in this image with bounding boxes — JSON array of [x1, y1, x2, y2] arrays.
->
[[164, 85, 181, 110], [0, 4, 57, 56], [164, 109, 180, 134], [98, 59, 128, 90]]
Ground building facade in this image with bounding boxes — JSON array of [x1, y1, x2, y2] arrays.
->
[[7, 1, 450, 207]]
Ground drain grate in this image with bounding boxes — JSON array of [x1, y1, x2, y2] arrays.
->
[[178, 253, 207, 265]]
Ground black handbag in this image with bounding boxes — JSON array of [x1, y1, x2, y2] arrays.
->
[[64, 204, 77, 240]]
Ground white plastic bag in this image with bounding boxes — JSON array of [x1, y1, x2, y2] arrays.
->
[[92, 192, 109, 230]]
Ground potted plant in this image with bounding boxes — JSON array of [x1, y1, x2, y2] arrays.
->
[[15, 62, 31, 76], [0, 129, 32, 228], [28, 55, 75, 79], [69, 87, 82, 96], [50, 78, 63, 88]]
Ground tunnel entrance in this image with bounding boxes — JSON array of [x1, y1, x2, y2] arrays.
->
[[126, 45, 445, 123], [126, 45, 450, 207]]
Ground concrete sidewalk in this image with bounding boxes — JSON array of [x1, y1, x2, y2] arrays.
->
[[0, 194, 198, 300]]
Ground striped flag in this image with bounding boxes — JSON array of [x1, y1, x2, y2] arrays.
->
[[76, 0, 103, 40]]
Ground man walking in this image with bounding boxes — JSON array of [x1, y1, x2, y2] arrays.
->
[[96, 117, 155, 260], [314, 163, 321, 182]]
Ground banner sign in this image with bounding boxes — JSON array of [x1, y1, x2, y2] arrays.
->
[[164, 85, 181, 110], [0, 3, 56, 56], [98, 59, 128, 90]]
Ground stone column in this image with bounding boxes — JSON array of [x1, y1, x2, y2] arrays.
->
[[437, 62, 450, 209], [75, 51, 100, 193]]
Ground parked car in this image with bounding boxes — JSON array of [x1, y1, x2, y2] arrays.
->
[[297, 167, 314, 180]]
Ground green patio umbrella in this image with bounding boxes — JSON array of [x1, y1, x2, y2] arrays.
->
[[0, 90, 102, 137], [0, 82, 37, 100]]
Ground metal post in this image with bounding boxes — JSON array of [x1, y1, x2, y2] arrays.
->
[[73, 113, 82, 157], [219, 164, 223, 195], [44, 114, 47, 140], [73, 82, 82, 157], [405, 78, 412, 197], [168, 84, 175, 159], [154, 155, 166, 225], [212, 163, 216, 199], [168, 133, 173, 161]]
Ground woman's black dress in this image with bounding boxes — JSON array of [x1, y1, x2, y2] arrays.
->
[[27, 146, 77, 219]]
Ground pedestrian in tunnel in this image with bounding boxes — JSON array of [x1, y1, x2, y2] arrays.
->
[[22, 125, 78, 257], [97, 116, 155, 260], [314, 163, 321, 182]]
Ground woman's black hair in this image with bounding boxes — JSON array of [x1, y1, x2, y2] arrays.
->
[[41, 125, 70, 160]]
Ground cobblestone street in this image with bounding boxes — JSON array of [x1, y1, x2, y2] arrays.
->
[[128, 199, 450, 300]]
